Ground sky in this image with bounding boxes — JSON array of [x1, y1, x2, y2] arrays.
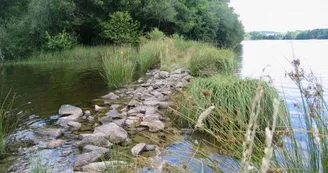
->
[[229, 0, 328, 32]]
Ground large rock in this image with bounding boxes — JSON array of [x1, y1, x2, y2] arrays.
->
[[7, 130, 35, 150], [102, 92, 119, 100], [56, 115, 80, 127], [68, 121, 82, 131], [79, 134, 113, 148], [58, 105, 83, 117], [82, 145, 109, 154], [36, 128, 63, 139], [74, 151, 109, 168], [47, 139, 65, 149], [140, 120, 165, 132], [82, 161, 128, 173], [94, 123, 128, 144], [131, 143, 146, 157]]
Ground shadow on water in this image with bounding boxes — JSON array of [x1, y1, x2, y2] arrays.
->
[[0, 62, 109, 118]]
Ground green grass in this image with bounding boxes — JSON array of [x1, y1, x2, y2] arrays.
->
[[102, 46, 137, 88], [0, 90, 19, 158], [189, 45, 237, 77], [138, 40, 163, 74], [5, 46, 110, 65]]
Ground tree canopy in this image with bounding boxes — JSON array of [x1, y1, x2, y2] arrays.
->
[[0, 0, 244, 60], [248, 29, 328, 40]]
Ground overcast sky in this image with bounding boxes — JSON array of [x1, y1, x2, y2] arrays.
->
[[229, 0, 328, 32]]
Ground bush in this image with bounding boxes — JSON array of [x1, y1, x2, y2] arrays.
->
[[101, 11, 140, 45], [102, 47, 137, 88], [189, 45, 237, 76], [44, 30, 76, 52], [147, 28, 165, 41]]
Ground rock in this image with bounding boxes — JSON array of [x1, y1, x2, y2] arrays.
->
[[36, 128, 63, 139], [151, 90, 164, 98], [102, 92, 119, 100], [110, 104, 120, 110], [61, 150, 73, 157], [143, 100, 160, 107], [112, 118, 126, 127], [79, 134, 113, 148], [7, 130, 35, 150], [82, 145, 109, 154], [159, 71, 169, 79], [47, 139, 65, 149], [67, 121, 82, 131], [171, 69, 183, 74], [128, 100, 140, 107], [140, 120, 165, 132], [88, 116, 95, 122], [56, 114, 80, 127], [58, 105, 83, 117], [131, 143, 146, 157], [158, 102, 170, 109], [99, 116, 112, 124], [105, 109, 121, 119], [94, 123, 128, 144], [95, 105, 106, 112], [74, 151, 109, 168], [176, 82, 184, 88], [137, 78, 143, 83], [84, 110, 91, 116], [125, 119, 139, 127], [144, 145, 157, 151], [82, 161, 128, 173]]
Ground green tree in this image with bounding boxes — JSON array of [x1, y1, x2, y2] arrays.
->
[[101, 11, 140, 44]]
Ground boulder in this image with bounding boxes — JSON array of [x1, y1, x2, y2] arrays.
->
[[131, 143, 146, 157], [79, 134, 113, 148], [68, 121, 82, 131], [82, 145, 109, 154], [94, 123, 128, 144], [47, 139, 65, 149], [82, 161, 128, 173], [159, 71, 169, 79], [102, 92, 119, 100], [140, 120, 165, 132], [58, 105, 83, 117]]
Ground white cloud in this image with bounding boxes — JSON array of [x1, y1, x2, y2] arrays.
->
[[230, 0, 328, 32]]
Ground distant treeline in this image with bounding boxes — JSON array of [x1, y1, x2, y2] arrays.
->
[[247, 29, 328, 40]]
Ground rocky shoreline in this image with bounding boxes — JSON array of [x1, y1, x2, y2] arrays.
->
[[5, 68, 192, 173]]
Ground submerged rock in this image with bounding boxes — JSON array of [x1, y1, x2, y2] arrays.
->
[[102, 92, 119, 100], [47, 139, 65, 149]]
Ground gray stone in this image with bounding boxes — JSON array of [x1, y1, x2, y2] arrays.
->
[[47, 139, 65, 149], [99, 116, 112, 124], [131, 143, 146, 157], [74, 151, 107, 168], [82, 161, 128, 173], [58, 105, 83, 117], [36, 128, 63, 139], [110, 104, 120, 110], [82, 145, 109, 154], [125, 119, 139, 127], [94, 123, 128, 144], [112, 118, 126, 127], [7, 130, 35, 150], [101, 92, 119, 100], [140, 120, 165, 132], [144, 145, 157, 151], [79, 134, 113, 148], [151, 90, 164, 97], [176, 82, 184, 88], [56, 114, 80, 127], [68, 121, 82, 131], [158, 102, 170, 109], [159, 71, 169, 78], [105, 109, 121, 119], [143, 100, 160, 107], [128, 100, 140, 107]]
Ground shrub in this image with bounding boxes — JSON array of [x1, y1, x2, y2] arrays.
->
[[102, 47, 137, 88], [147, 28, 165, 41], [44, 30, 75, 52], [101, 11, 140, 45], [189, 45, 237, 76]]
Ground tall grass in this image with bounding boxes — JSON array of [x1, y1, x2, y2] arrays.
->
[[189, 45, 237, 77], [5, 46, 110, 65], [138, 40, 162, 74], [0, 90, 18, 157], [102, 47, 137, 88]]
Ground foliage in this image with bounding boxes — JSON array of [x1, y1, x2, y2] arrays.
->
[[101, 11, 140, 45], [248, 29, 328, 40], [189, 45, 237, 77], [147, 28, 165, 41], [138, 40, 163, 73], [44, 30, 76, 52], [0, 0, 244, 61], [102, 47, 136, 88]]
